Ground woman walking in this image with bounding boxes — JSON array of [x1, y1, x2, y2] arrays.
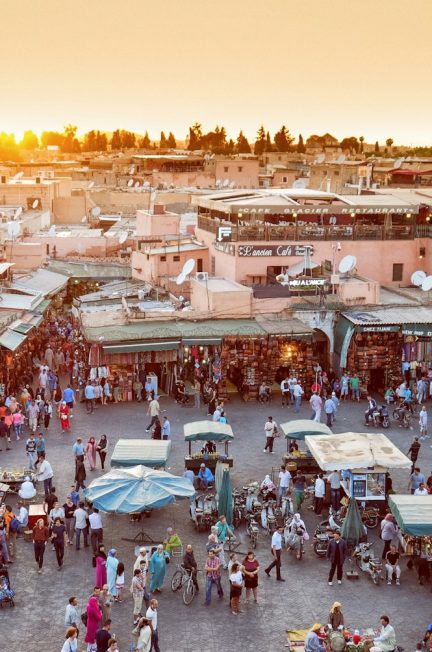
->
[[243, 551, 259, 603], [43, 400, 53, 430], [149, 545, 169, 593], [106, 549, 119, 598], [229, 561, 244, 615], [63, 494, 76, 545], [84, 595, 102, 652], [134, 617, 152, 652], [95, 544, 107, 588], [59, 401, 71, 432], [96, 434, 108, 470], [85, 437, 97, 471], [51, 516, 66, 570], [115, 561, 125, 602]]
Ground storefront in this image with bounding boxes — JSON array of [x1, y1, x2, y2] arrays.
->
[[334, 308, 432, 392]]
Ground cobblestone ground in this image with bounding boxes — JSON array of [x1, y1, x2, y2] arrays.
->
[[0, 392, 428, 651]]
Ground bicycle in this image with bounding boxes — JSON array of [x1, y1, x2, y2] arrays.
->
[[171, 564, 199, 605]]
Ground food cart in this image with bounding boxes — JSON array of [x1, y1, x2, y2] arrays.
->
[[111, 439, 171, 469], [304, 432, 411, 514], [0, 468, 35, 494], [388, 494, 432, 565], [184, 420, 234, 472], [280, 420, 331, 475]]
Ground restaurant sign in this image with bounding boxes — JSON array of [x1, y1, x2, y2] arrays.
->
[[402, 324, 432, 337], [238, 244, 314, 257], [237, 206, 416, 215]]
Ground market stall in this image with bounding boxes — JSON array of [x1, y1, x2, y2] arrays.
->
[[184, 420, 234, 471], [110, 439, 171, 469], [281, 419, 331, 475], [388, 494, 432, 562], [305, 432, 411, 511]]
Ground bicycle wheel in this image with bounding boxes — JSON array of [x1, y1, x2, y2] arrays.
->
[[171, 570, 183, 592], [183, 579, 196, 605]]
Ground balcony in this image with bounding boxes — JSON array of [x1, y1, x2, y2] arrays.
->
[[197, 215, 415, 242]]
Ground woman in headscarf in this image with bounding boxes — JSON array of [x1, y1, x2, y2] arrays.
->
[[95, 543, 107, 588], [84, 595, 102, 651], [134, 546, 148, 571], [59, 401, 71, 432], [286, 513, 307, 559], [260, 475, 277, 501], [85, 437, 97, 471], [328, 602, 344, 629], [149, 544, 169, 593], [96, 434, 108, 470], [106, 549, 119, 597]]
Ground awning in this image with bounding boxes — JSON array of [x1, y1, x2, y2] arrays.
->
[[10, 314, 44, 335], [103, 341, 180, 354], [304, 432, 411, 471], [0, 262, 14, 275], [255, 316, 313, 337], [111, 439, 171, 468], [184, 420, 234, 442], [33, 299, 51, 314], [183, 338, 222, 346], [388, 168, 432, 176], [342, 306, 432, 329], [388, 494, 432, 536], [0, 329, 27, 351], [281, 420, 332, 440]]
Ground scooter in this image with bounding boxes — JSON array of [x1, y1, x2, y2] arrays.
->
[[353, 542, 383, 584]]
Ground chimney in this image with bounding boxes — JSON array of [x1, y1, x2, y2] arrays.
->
[[153, 203, 165, 215]]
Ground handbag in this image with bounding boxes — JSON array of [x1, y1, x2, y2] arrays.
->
[[80, 611, 88, 626]]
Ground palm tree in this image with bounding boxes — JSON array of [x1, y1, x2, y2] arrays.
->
[[359, 136, 364, 154], [385, 138, 394, 148]]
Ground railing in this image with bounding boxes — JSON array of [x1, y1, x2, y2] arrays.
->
[[197, 215, 415, 242]]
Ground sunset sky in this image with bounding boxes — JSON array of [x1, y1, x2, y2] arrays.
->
[[1, 0, 431, 145]]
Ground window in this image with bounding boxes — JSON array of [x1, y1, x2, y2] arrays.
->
[[160, 255, 166, 262], [197, 258, 203, 273], [224, 166, 229, 173], [392, 263, 403, 281], [238, 166, 243, 172], [173, 255, 180, 262], [282, 176, 288, 183]]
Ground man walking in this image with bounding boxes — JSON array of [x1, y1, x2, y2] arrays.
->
[[32, 518, 50, 574], [0, 417, 10, 451], [204, 549, 224, 605], [263, 416, 278, 454], [26, 432, 37, 469], [146, 599, 161, 652], [314, 473, 325, 515], [85, 381, 95, 414], [89, 507, 103, 554], [407, 437, 421, 473], [35, 453, 54, 496], [309, 392, 322, 422], [265, 525, 285, 581], [408, 467, 425, 494], [419, 406, 428, 440], [327, 470, 341, 511], [74, 501, 89, 550], [145, 395, 160, 432], [293, 381, 304, 413], [327, 530, 347, 585], [278, 465, 292, 506], [324, 396, 336, 427], [280, 377, 290, 407]]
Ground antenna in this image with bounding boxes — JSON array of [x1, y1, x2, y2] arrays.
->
[[338, 254, 357, 274], [81, 216, 87, 223], [223, 179, 230, 187], [7, 221, 20, 237], [215, 179, 222, 188], [292, 179, 307, 189], [91, 206, 101, 217], [134, 181, 140, 188], [150, 190, 157, 201], [393, 158, 404, 170], [411, 270, 426, 286], [48, 225, 56, 236], [129, 166, 135, 175], [13, 172, 24, 180], [15, 206, 23, 219], [143, 181, 150, 189], [175, 258, 195, 286]]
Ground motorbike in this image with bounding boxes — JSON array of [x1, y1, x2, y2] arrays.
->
[[284, 518, 306, 560], [392, 405, 412, 429], [232, 489, 246, 528], [359, 505, 380, 529], [246, 514, 260, 549], [313, 530, 331, 557], [370, 405, 390, 429], [193, 493, 217, 532], [353, 542, 383, 584], [261, 499, 277, 535]]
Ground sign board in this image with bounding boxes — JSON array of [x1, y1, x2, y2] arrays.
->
[[238, 244, 314, 257], [217, 226, 232, 242], [358, 325, 400, 333], [402, 324, 432, 337], [289, 278, 325, 288], [236, 206, 416, 216]]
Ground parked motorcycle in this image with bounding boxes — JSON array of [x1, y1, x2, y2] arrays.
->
[[313, 530, 331, 557], [246, 514, 260, 549], [284, 516, 306, 560], [392, 406, 412, 429], [353, 542, 383, 584], [359, 505, 380, 529], [371, 406, 390, 429], [261, 499, 277, 535]]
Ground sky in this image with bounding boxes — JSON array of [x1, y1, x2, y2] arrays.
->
[[1, 0, 431, 145]]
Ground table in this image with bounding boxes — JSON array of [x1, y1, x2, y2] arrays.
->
[[28, 504, 48, 529], [184, 456, 233, 472]]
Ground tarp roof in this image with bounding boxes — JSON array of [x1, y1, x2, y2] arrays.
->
[[111, 439, 171, 468], [0, 329, 27, 351], [342, 306, 432, 326], [304, 432, 411, 471], [11, 268, 69, 297], [388, 494, 432, 536], [281, 420, 332, 440], [48, 260, 132, 279], [184, 420, 234, 442], [255, 316, 313, 336]]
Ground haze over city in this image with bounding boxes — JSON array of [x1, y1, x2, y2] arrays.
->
[[1, 0, 432, 145]]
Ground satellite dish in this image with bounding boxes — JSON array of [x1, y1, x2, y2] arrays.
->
[[411, 270, 427, 286], [48, 225, 56, 236], [150, 190, 157, 201], [32, 199, 39, 209], [13, 172, 24, 180], [134, 181, 140, 188], [338, 255, 357, 274], [88, 181, 95, 189], [393, 158, 404, 170], [329, 215, 337, 225], [216, 179, 222, 187], [175, 272, 186, 286], [81, 216, 87, 223], [91, 206, 101, 217], [337, 154, 346, 164], [421, 276, 432, 292], [15, 206, 23, 219], [118, 231, 128, 244], [7, 221, 20, 237], [292, 179, 307, 189], [182, 258, 195, 277], [223, 179, 230, 187], [127, 179, 134, 187]]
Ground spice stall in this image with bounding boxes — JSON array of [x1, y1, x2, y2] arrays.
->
[[280, 419, 331, 475], [305, 432, 411, 513], [184, 420, 234, 472], [388, 494, 432, 564]]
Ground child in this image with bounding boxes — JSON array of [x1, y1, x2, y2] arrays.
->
[[115, 561, 125, 602]]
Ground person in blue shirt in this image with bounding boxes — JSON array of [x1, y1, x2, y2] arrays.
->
[[63, 385, 75, 416], [197, 463, 214, 490], [162, 416, 171, 440], [84, 382, 95, 414], [68, 486, 80, 506], [72, 437, 85, 462]]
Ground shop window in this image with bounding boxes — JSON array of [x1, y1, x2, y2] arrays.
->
[[173, 255, 180, 262], [197, 258, 203, 272], [160, 255, 166, 262], [392, 263, 403, 281]]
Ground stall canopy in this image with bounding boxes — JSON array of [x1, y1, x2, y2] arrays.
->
[[84, 465, 195, 513], [281, 419, 332, 441], [111, 439, 171, 468], [304, 433, 411, 471], [184, 420, 234, 442], [388, 494, 432, 536]]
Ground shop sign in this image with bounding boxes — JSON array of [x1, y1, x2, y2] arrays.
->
[[289, 278, 326, 288], [358, 325, 400, 333], [237, 206, 416, 216], [402, 324, 432, 337], [238, 244, 314, 257]]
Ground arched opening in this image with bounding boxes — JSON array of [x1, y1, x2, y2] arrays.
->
[[313, 329, 330, 370]]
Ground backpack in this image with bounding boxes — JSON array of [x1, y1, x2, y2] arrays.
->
[[9, 517, 21, 533]]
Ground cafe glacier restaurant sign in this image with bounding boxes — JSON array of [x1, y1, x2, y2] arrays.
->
[[238, 244, 314, 257]]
